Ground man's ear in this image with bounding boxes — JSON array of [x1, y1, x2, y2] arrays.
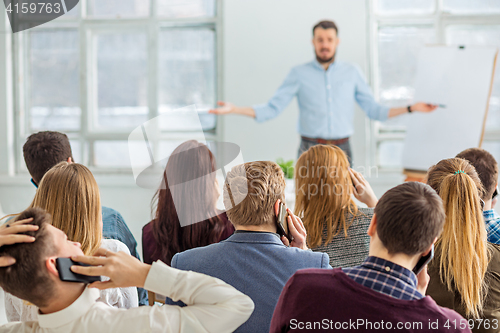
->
[[274, 199, 281, 217], [67, 157, 73, 164], [367, 214, 377, 237], [46, 257, 59, 278]]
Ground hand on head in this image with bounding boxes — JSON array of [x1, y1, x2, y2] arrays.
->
[[70, 248, 151, 290], [0, 217, 38, 267]]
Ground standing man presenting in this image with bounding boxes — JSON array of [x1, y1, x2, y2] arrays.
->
[[209, 20, 437, 162]]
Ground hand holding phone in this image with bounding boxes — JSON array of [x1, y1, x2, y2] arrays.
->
[[276, 202, 293, 243], [412, 245, 434, 275]]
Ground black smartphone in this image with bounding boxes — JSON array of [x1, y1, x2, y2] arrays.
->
[[412, 245, 434, 275], [493, 187, 498, 200], [56, 258, 101, 283], [276, 202, 293, 243]]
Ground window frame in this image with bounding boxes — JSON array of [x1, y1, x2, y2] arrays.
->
[[12, 0, 223, 174], [368, 0, 500, 172]]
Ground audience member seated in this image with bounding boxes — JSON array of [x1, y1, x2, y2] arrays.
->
[[426, 158, 500, 332], [270, 182, 470, 333], [295, 145, 377, 267], [167, 161, 330, 333], [22, 131, 147, 305], [456, 148, 500, 244], [142, 140, 234, 265], [5, 162, 138, 321], [0, 208, 254, 333]]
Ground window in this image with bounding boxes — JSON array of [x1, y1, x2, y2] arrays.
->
[[14, 0, 219, 172], [370, 0, 500, 170]]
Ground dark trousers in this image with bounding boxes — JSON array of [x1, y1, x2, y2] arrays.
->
[[297, 137, 353, 166]]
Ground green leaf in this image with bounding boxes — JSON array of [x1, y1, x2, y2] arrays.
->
[[276, 158, 295, 179]]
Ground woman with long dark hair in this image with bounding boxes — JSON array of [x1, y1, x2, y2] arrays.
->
[[142, 140, 234, 265]]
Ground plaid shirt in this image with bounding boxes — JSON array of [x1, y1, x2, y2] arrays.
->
[[343, 256, 423, 301], [484, 209, 500, 245]]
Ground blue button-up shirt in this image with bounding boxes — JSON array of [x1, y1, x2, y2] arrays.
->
[[343, 256, 423, 301], [484, 209, 500, 244], [253, 60, 390, 139]]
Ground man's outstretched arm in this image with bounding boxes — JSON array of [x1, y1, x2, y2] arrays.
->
[[72, 249, 255, 333], [209, 68, 299, 122], [209, 102, 256, 118]]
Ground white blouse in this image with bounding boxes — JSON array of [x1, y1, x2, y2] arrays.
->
[[4, 238, 139, 322]]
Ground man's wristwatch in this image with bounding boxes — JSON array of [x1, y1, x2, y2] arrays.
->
[[407, 105, 412, 113]]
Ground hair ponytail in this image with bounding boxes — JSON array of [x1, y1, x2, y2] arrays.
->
[[427, 158, 489, 318]]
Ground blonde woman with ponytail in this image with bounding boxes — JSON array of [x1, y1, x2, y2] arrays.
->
[[295, 145, 378, 267], [426, 157, 500, 331], [4, 162, 138, 322]]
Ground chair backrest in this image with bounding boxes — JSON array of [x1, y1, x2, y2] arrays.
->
[[148, 291, 166, 306]]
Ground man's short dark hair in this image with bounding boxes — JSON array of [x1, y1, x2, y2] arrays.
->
[[0, 208, 57, 307], [456, 148, 499, 200], [23, 131, 73, 185], [312, 20, 338, 36], [374, 182, 445, 256]]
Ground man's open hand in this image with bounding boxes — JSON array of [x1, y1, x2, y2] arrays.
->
[[71, 248, 151, 289], [209, 101, 235, 115]]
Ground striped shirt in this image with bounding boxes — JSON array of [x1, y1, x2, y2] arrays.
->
[[343, 256, 423, 301], [311, 207, 372, 268], [484, 209, 500, 245]]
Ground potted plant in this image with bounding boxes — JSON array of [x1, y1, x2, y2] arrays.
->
[[276, 158, 295, 209]]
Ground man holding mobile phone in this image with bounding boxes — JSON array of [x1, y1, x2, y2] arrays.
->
[[167, 161, 331, 333], [0, 208, 255, 333], [270, 182, 470, 333]]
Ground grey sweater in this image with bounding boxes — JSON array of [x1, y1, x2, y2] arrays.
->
[[311, 207, 373, 268]]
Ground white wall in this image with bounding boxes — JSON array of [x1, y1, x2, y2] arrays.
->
[[0, 0, 402, 260]]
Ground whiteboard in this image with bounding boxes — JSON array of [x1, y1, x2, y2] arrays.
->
[[402, 46, 498, 172]]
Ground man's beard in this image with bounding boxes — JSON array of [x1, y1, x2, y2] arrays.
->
[[316, 50, 336, 64]]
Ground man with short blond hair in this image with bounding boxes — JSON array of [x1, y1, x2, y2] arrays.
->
[[168, 161, 330, 333], [223, 161, 286, 226]]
